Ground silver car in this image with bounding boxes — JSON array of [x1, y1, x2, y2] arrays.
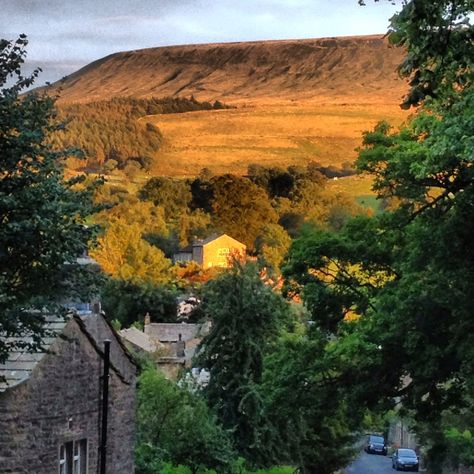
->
[[392, 448, 419, 471]]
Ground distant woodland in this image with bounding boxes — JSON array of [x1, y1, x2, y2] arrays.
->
[[91, 163, 366, 292], [51, 96, 230, 173]]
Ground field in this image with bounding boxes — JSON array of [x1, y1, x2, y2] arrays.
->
[[145, 101, 408, 181], [54, 35, 410, 201]]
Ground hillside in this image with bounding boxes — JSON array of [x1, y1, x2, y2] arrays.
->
[[48, 35, 407, 105]]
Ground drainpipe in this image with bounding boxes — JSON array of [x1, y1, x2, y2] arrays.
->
[[99, 340, 111, 474]]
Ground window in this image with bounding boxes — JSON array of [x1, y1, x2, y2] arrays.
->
[[59, 439, 88, 474]]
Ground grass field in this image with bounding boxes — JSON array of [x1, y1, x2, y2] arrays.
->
[[144, 101, 408, 182]]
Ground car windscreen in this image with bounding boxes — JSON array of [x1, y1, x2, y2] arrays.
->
[[398, 449, 417, 458], [369, 436, 384, 444]]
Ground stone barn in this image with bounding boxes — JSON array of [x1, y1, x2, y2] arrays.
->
[[0, 312, 136, 474], [173, 233, 246, 268]]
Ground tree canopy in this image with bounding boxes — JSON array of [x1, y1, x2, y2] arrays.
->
[[136, 367, 235, 474], [284, 1, 474, 470], [0, 36, 99, 363], [197, 263, 289, 463]]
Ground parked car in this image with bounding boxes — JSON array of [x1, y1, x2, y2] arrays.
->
[[364, 434, 387, 455], [392, 448, 419, 471]]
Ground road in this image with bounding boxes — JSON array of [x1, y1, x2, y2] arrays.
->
[[344, 450, 393, 474]]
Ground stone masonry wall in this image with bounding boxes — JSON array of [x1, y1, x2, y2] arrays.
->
[[202, 235, 246, 268], [0, 318, 135, 474]]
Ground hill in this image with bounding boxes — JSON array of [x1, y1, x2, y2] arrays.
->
[[47, 35, 407, 105]]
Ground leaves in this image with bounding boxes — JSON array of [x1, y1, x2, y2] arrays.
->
[[198, 263, 289, 463], [0, 36, 100, 362]]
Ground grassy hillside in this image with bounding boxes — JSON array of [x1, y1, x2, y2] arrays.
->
[[145, 102, 408, 178], [46, 35, 409, 200], [44, 35, 407, 105]]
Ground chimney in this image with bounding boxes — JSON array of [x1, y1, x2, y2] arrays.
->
[[144, 312, 151, 327], [92, 300, 102, 315]]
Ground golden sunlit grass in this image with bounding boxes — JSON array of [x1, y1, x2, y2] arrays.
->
[[144, 101, 408, 181], [327, 173, 375, 196]]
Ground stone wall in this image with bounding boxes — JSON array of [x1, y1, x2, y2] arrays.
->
[[201, 235, 246, 268], [388, 420, 418, 450], [0, 318, 135, 474]]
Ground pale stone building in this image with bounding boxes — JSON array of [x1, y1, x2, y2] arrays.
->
[[173, 233, 246, 268]]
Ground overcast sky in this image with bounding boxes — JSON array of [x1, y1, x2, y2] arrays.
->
[[2, 0, 402, 85]]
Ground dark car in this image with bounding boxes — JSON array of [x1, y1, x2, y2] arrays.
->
[[392, 448, 419, 471], [364, 434, 387, 455]]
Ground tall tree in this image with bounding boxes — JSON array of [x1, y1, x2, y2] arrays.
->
[[197, 263, 289, 464], [136, 368, 235, 474], [285, 2, 474, 470], [0, 36, 99, 363], [90, 219, 171, 284], [262, 331, 359, 474], [210, 174, 277, 250]]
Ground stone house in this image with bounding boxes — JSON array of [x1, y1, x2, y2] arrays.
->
[[119, 326, 162, 354], [0, 311, 136, 474], [119, 318, 210, 379], [173, 233, 246, 268]]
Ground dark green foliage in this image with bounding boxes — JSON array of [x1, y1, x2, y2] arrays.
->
[[0, 36, 100, 363], [278, 212, 305, 238], [101, 278, 178, 327], [136, 368, 235, 474], [210, 174, 278, 250], [262, 332, 359, 474], [387, 0, 474, 108], [197, 263, 289, 464], [190, 176, 214, 213], [284, 1, 474, 468], [139, 177, 192, 220]]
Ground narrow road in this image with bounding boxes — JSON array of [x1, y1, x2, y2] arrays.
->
[[344, 450, 393, 474]]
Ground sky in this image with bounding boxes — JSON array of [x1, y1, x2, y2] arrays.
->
[[2, 0, 402, 86]]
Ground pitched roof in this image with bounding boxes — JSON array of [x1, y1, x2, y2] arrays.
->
[[144, 323, 200, 342], [191, 233, 246, 247], [0, 314, 69, 392], [0, 312, 136, 392], [119, 326, 161, 352]]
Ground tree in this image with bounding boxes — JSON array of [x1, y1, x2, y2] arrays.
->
[[262, 331, 359, 474], [101, 279, 178, 328], [0, 36, 99, 363], [139, 177, 191, 219], [90, 220, 171, 284], [210, 174, 277, 250], [255, 223, 291, 276], [97, 200, 169, 239], [197, 263, 289, 463], [361, 1, 474, 108], [136, 368, 235, 474], [284, 1, 474, 470]]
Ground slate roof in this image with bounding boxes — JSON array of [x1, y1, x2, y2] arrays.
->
[[0, 314, 69, 392], [0, 312, 137, 392], [144, 323, 200, 342], [119, 326, 161, 352], [194, 234, 222, 246]]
